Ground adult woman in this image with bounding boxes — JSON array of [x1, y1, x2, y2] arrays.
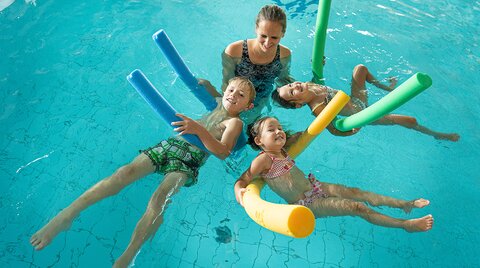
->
[[201, 4, 294, 111]]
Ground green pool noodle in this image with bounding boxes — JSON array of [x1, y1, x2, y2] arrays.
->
[[334, 73, 433, 131], [311, 0, 332, 85]]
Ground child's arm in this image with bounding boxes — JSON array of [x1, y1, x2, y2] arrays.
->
[[234, 154, 271, 206], [326, 123, 360, 136], [284, 131, 302, 151], [172, 114, 242, 159], [311, 106, 360, 137]]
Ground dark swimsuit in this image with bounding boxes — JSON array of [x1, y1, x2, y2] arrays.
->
[[235, 40, 283, 98]]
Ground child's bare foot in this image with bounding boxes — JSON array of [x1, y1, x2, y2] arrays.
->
[[403, 198, 430, 213], [435, 133, 460, 142], [30, 211, 73, 250], [404, 214, 434, 232]]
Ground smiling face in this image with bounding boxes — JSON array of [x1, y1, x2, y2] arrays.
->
[[255, 20, 284, 53], [277, 82, 309, 107], [222, 79, 253, 116], [254, 117, 286, 152]]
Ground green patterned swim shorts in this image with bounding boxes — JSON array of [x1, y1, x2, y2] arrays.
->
[[142, 137, 208, 187]]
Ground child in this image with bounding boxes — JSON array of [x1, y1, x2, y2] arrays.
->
[[271, 64, 460, 141], [30, 77, 256, 268], [234, 116, 434, 233]]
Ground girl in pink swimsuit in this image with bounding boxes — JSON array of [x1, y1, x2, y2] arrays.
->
[[234, 116, 434, 233]]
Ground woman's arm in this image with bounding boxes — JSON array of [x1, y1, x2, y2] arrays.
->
[[284, 131, 302, 150], [221, 41, 242, 92], [275, 49, 295, 87], [197, 78, 222, 98]]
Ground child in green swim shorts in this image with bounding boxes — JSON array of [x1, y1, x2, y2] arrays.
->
[[30, 77, 256, 268]]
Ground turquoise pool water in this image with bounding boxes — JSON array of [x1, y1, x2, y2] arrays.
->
[[1, 0, 479, 267]]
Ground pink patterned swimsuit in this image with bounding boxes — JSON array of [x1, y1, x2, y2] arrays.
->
[[260, 150, 295, 179], [296, 174, 329, 206], [261, 151, 328, 206]]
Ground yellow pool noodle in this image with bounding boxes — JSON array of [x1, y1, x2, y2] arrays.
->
[[287, 90, 350, 158], [242, 179, 315, 238], [242, 91, 349, 238]]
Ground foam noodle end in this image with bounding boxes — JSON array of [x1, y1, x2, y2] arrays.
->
[[416, 73, 432, 88], [288, 205, 315, 238]]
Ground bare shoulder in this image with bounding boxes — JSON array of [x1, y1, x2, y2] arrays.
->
[[224, 117, 244, 129], [255, 152, 270, 162], [225, 40, 244, 57], [252, 152, 273, 173], [279, 44, 291, 58]]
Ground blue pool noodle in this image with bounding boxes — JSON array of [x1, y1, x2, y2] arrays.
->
[[152, 29, 217, 111], [152, 29, 246, 151], [127, 69, 209, 153]]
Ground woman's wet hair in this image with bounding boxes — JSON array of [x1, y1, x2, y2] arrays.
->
[[271, 87, 297, 109], [256, 5, 287, 33]]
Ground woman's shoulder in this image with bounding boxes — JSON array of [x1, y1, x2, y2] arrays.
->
[[224, 40, 245, 58], [279, 44, 291, 59]]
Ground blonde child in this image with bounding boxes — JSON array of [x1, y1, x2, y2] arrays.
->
[[30, 77, 256, 268], [234, 116, 434, 233]]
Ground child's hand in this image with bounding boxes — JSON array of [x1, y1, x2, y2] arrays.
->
[[235, 188, 247, 207], [172, 114, 203, 136], [328, 122, 361, 136], [335, 127, 361, 136]]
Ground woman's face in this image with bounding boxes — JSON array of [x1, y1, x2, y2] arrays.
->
[[277, 82, 309, 107], [255, 20, 284, 53]]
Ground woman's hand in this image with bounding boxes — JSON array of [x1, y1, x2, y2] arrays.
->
[[197, 78, 213, 87], [197, 78, 221, 97]]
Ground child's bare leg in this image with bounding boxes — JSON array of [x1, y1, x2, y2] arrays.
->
[[353, 64, 397, 92], [113, 172, 187, 268], [370, 76, 397, 92], [373, 114, 460, 141], [30, 154, 155, 251], [351, 64, 396, 105], [412, 124, 460, 141], [350, 64, 369, 105], [310, 197, 434, 232], [322, 182, 430, 213]]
